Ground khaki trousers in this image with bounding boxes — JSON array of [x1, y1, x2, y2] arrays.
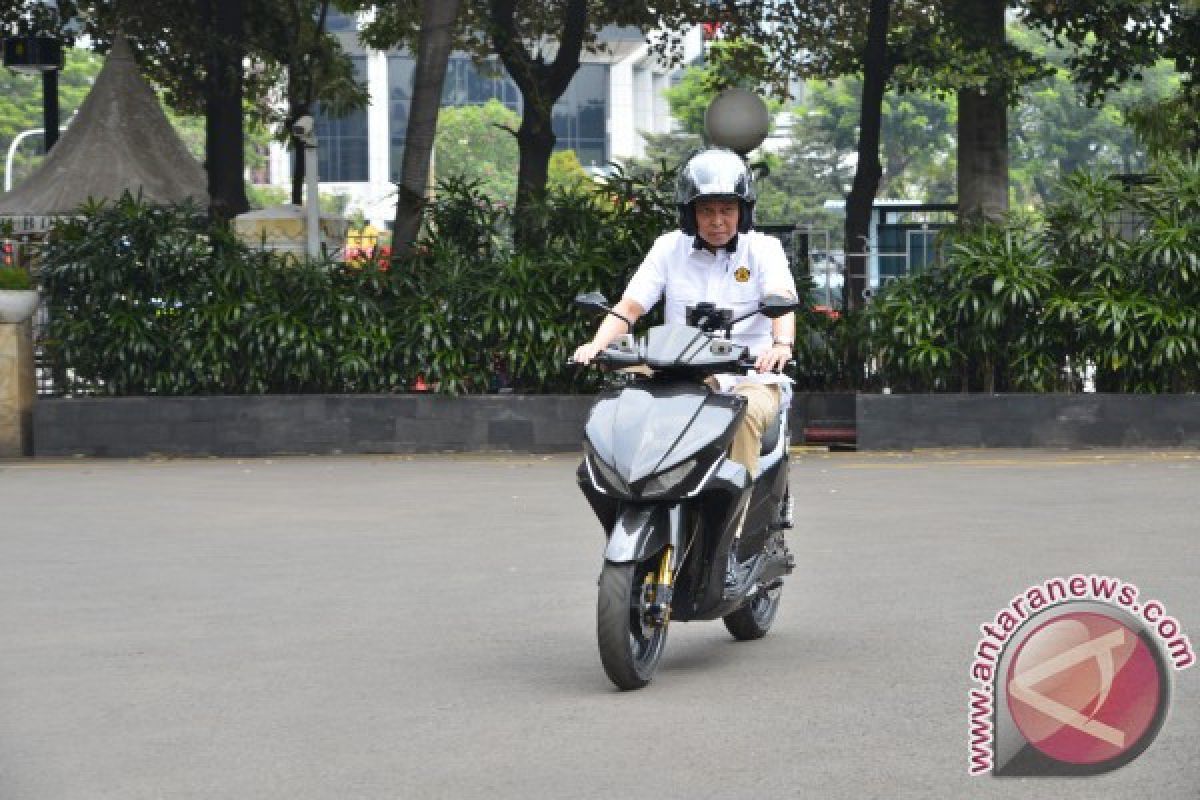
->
[[727, 383, 782, 477]]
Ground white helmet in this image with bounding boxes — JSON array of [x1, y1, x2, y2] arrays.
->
[[675, 148, 756, 235]]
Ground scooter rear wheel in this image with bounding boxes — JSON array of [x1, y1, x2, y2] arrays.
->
[[722, 583, 782, 641], [597, 557, 669, 690]]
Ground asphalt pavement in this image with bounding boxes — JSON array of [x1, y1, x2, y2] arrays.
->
[[1, 449, 1197, 799]]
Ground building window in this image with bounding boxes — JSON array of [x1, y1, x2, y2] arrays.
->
[[323, 10, 358, 32], [387, 56, 608, 181], [555, 64, 608, 168], [315, 56, 368, 182], [386, 55, 416, 183]]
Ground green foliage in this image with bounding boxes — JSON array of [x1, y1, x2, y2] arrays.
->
[[1020, 0, 1199, 102], [0, 47, 101, 190], [861, 157, 1200, 393], [0, 266, 33, 290], [785, 78, 956, 202], [547, 149, 596, 195], [39, 194, 398, 395], [0, 45, 270, 192], [391, 166, 676, 393], [1007, 22, 1179, 206], [432, 99, 520, 204], [1125, 83, 1200, 159], [663, 40, 783, 137], [39, 168, 675, 396], [245, 185, 351, 214], [38, 157, 1200, 397]]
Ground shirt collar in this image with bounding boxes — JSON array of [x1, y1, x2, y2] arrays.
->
[[692, 233, 739, 254]]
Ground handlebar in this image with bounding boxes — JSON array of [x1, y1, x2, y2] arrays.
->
[[737, 355, 797, 374], [569, 353, 795, 373]]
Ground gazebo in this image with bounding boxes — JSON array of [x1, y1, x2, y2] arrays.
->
[[0, 35, 208, 232]]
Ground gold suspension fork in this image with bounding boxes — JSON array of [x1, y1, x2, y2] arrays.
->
[[656, 545, 675, 588], [644, 505, 685, 626]]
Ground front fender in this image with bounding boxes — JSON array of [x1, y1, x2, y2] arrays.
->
[[604, 504, 668, 563]]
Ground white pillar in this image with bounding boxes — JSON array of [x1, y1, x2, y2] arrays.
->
[[606, 44, 647, 162], [366, 49, 391, 189]]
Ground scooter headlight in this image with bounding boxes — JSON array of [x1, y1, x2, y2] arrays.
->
[[585, 447, 629, 495], [639, 457, 698, 498]]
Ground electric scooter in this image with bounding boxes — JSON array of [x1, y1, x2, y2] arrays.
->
[[574, 292, 798, 690]]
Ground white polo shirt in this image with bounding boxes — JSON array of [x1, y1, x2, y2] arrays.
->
[[623, 230, 797, 388]]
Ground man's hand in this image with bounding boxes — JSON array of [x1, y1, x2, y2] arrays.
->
[[573, 341, 604, 365], [755, 343, 793, 374]]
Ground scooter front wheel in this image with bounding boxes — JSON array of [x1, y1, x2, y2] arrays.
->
[[597, 557, 669, 690]]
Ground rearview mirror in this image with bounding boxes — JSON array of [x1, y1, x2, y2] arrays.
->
[[573, 292, 610, 313], [759, 293, 801, 319]]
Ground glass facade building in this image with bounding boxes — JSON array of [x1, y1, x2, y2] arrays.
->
[[274, 18, 695, 227], [381, 56, 608, 182], [315, 55, 369, 182]]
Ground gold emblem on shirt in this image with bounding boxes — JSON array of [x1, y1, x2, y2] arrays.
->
[[734, 266, 751, 283]]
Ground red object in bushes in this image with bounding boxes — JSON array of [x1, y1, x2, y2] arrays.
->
[[813, 305, 840, 320]]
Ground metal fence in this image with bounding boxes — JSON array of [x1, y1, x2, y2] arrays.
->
[[760, 213, 955, 311]]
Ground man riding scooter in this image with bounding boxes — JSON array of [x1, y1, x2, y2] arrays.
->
[[572, 147, 801, 689], [572, 147, 798, 480]]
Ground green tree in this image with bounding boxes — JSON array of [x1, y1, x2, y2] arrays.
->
[[258, 0, 370, 205], [547, 148, 594, 195], [386, 0, 462, 258], [789, 78, 955, 201], [1007, 22, 1178, 206], [1022, 0, 1200, 157], [429, 103, 593, 204], [433, 99, 519, 204], [348, 0, 708, 240], [719, 1, 1049, 305], [2, 0, 366, 221], [662, 39, 776, 135], [0, 46, 100, 189], [0, 44, 269, 195]]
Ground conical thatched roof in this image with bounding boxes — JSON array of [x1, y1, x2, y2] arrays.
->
[[0, 35, 208, 223]]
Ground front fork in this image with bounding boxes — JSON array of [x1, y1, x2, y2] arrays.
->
[[642, 504, 685, 627]]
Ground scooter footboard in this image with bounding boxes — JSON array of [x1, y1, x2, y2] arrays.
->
[[604, 504, 669, 564]]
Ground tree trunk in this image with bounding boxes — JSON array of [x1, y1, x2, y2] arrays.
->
[[955, 0, 1008, 222], [843, 0, 891, 312], [205, 0, 250, 222], [490, 0, 587, 244], [392, 0, 462, 260], [513, 101, 556, 235]]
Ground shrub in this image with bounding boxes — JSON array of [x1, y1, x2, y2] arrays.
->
[[0, 266, 32, 290], [40, 194, 400, 395], [863, 156, 1200, 393], [37, 170, 676, 396]]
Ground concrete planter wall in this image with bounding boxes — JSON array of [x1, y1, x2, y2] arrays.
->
[[29, 391, 1200, 458], [33, 395, 598, 457], [857, 393, 1200, 450]]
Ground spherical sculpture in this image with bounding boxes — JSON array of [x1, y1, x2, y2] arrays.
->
[[704, 88, 769, 155]]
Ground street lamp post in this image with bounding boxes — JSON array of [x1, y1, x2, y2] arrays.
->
[[5, 128, 44, 193], [2, 35, 64, 154], [292, 114, 320, 258], [4, 115, 74, 192]]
